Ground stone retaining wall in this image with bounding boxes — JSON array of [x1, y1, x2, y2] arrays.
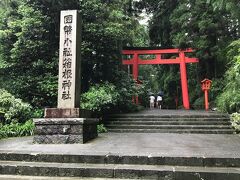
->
[[33, 118, 98, 144]]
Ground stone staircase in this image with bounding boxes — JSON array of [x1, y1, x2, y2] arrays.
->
[[0, 152, 239, 179], [0, 110, 238, 179], [105, 111, 234, 134]]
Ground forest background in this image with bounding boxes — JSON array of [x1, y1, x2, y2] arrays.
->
[[0, 0, 239, 137]]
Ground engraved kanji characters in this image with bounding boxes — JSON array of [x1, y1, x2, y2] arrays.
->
[[61, 15, 74, 100]]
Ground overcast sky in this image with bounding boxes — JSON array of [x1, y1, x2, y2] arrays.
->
[[139, 10, 152, 26]]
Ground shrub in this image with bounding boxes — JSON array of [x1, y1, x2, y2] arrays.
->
[[113, 71, 148, 112], [230, 113, 240, 133], [0, 120, 34, 139], [0, 89, 32, 124], [32, 108, 44, 118], [216, 40, 240, 113], [97, 124, 107, 133], [192, 97, 204, 109], [80, 71, 148, 115], [217, 90, 240, 113], [81, 82, 119, 113]]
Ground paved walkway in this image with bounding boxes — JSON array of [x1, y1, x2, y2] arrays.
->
[[0, 133, 239, 158]]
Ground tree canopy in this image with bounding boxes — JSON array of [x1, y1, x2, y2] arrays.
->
[[135, 0, 239, 110], [0, 0, 147, 108], [0, 0, 239, 113]]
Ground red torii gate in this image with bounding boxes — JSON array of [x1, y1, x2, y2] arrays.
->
[[122, 48, 199, 110]]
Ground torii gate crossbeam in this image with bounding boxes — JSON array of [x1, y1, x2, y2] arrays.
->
[[122, 48, 199, 110]]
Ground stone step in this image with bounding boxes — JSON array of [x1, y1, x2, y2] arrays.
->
[[0, 175, 128, 180], [107, 129, 234, 134], [106, 125, 232, 130], [108, 114, 229, 118], [106, 121, 231, 125], [105, 112, 232, 134], [0, 161, 239, 179], [1, 153, 240, 167], [107, 117, 230, 121]]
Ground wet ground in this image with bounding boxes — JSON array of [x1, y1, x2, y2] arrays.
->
[[0, 110, 239, 158], [0, 132, 239, 158]]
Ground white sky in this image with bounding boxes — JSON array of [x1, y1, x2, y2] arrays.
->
[[139, 10, 152, 26], [133, 0, 152, 26]]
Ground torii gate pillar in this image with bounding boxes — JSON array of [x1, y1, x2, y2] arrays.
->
[[133, 53, 139, 80], [132, 53, 139, 104], [179, 52, 190, 109]]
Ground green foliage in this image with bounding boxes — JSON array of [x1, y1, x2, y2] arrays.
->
[[0, 0, 144, 109], [209, 78, 225, 101], [230, 112, 240, 133], [81, 83, 119, 112], [216, 40, 240, 113], [170, 0, 237, 78], [192, 97, 204, 110], [0, 0, 238, 112], [97, 124, 107, 133], [136, 0, 239, 109], [136, 0, 178, 47], [0, 120, 34, 139], [113, 71, 148, 111], [207, 0, 240, 24], [0, 0, 58, 107], [81, 72, 147, 114], [0, 89, 32, 124], [32, 108, 44, 118], [0, 89, 34, 140]]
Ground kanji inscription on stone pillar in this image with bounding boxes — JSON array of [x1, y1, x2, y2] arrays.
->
[[58, 10, 81, 108]]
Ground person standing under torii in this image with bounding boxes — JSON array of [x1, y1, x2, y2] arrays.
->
[[157, 95, 163, 109], [157, 90, 164, 109], [149, 94, 155, 109]]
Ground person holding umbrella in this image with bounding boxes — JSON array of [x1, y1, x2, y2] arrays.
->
[[157, 90, 164, 109]]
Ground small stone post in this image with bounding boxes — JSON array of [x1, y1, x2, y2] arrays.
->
[[33, 10, 98, 144]]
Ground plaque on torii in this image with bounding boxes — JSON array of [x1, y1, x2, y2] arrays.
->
[[122, 48, 199, 110]]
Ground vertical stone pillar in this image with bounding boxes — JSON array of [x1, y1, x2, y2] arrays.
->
[[58, 10, 81, 108], [33, 10, 98, 144]]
